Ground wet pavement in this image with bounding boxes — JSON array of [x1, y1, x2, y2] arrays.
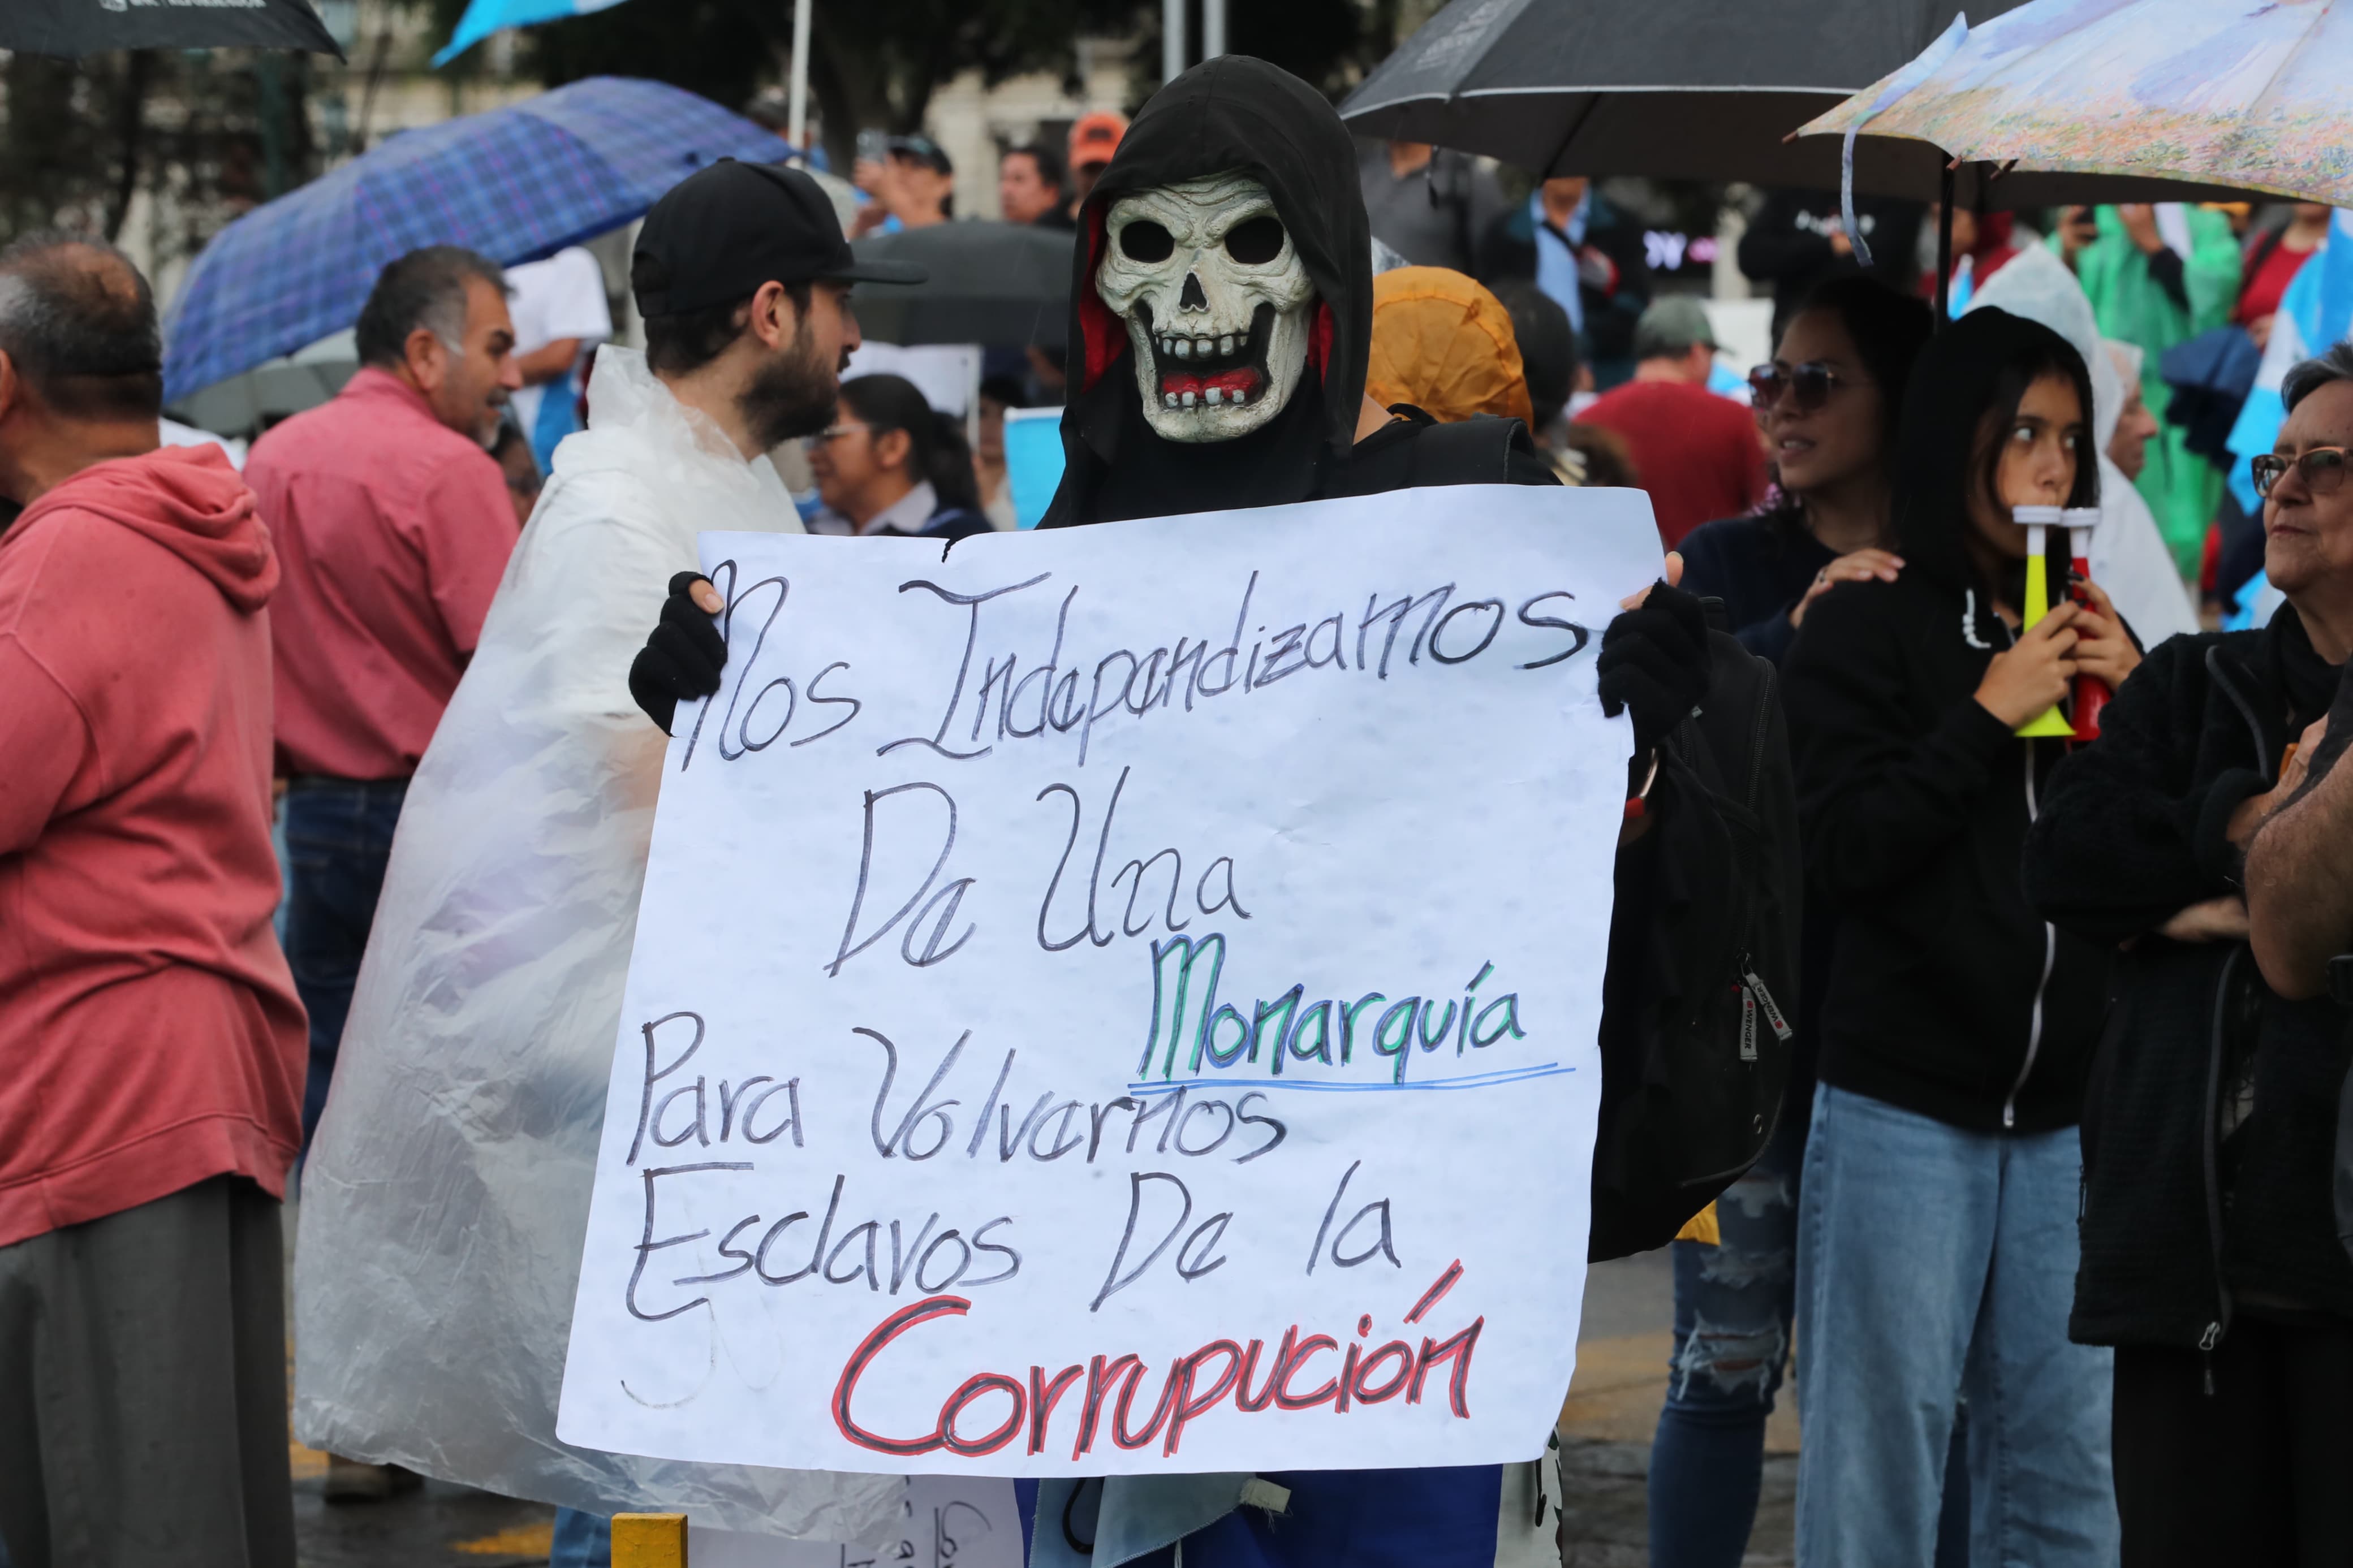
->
[[292, 1448, 555, 1566], [292, 1249, 1793, 1566]]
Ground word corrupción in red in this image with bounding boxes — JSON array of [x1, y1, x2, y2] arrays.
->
[[829, 1262, 1480, 1461]]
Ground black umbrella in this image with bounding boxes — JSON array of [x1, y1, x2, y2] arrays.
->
[[1341, 0, 2264, 317], [848, 221, 1072, 349], [1339, 0, 2027, 195], [3, 0, 342, 57]]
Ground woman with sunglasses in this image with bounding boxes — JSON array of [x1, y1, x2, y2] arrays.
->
[[1645, 276, 1932, 1568], [1679, 277, 1934, 665], [2022, 344, 2353, 1566], [1782, 309, 2140, 1566], [806, 373, 990, 541]]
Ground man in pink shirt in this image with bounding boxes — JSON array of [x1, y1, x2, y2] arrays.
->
[[1573, 295, 1767, 548], [245, 246, 522, 1167], [0, 236, 306, 1566]]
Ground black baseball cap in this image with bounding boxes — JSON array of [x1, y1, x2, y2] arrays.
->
[[632, 158, 925, 317], [887, 134, 954, 177]]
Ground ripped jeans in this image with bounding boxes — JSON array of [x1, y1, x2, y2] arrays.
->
[[1647, 1115, 1803, 1568]]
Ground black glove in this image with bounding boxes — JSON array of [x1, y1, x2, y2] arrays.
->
[[627, 572, 727, 735], [1596, 581, 1710, 755]]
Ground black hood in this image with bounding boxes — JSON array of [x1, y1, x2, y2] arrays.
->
[[1042, 54, 1371, 528], [1891, 306, 2098, 600]]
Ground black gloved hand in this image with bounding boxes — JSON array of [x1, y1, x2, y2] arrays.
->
[[1596, 581, 1710, 755], [627, 572, 727, 735]]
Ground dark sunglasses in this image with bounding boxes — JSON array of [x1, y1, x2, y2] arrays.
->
[[2251, 446, 2351, 498], [1748, 361, 1855, 413]]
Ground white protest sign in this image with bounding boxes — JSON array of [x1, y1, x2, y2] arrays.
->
[[558, 486, 1658, 1477]]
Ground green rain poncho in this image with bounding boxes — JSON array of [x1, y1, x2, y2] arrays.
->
[[2061, 206, 2240, 574]]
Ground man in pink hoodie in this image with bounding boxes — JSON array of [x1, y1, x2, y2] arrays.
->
[[0, 235, 304, 1567]]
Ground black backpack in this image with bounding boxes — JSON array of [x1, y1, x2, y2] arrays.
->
[[1330, 417, 1803, 1257], [1587, 607, 1802, 1260]]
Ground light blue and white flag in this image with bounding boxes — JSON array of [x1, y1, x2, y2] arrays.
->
[[2226, 208, 2353, 516], [2221, 209, 2353, 628], [433, 0, 631, 67]]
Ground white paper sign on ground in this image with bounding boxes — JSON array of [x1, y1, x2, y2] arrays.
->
[[558, 486, 1658, 1477]]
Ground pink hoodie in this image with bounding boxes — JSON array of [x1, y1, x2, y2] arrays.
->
[[0, 444, 306, 1246]]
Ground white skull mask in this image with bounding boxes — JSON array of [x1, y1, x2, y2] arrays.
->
[[1095, 172, 1316, 442]]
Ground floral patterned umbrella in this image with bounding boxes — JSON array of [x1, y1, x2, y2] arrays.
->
[[1800, 0, 2353, 206]]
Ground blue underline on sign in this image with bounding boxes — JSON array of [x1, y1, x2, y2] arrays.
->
[[1124, 1063, 1572, 1096]]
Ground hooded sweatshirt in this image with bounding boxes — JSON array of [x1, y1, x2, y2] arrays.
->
[[0, 443, 306, 1247], [1781, 310, 2110, 1133], [1042, 54, 1373, 529]]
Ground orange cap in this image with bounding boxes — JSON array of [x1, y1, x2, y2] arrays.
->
[[1068, 111, 1127, 169]]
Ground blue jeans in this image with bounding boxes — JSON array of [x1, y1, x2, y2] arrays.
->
[[548, 1509, 610, 1567], [1649, 1116, 1804, 1568], [281, 777, 407, 1150], [1795, 1083, 2116, 1567]]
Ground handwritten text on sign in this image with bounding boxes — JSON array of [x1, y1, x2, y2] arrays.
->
[[557, 487, 1658, 1475]]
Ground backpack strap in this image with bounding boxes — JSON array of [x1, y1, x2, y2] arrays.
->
[[1324, 408, 1537, 498], [1406, 414, 1531, 487]]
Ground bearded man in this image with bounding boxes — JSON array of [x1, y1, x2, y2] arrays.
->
[[287, 162, 920, 1540], [626, 61, 1772, 1568]]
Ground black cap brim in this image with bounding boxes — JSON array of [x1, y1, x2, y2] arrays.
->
[[827, 258, 929, 286]]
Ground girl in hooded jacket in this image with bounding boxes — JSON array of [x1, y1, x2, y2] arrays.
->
[[1779, 308, 2142, 1566], [1650, 276, 1933, 1568]]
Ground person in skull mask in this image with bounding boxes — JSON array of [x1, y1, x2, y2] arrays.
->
[[1041, 62, 1552, 519], [626, 55, 1744, 1568]]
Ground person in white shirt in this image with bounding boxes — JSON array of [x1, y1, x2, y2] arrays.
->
[[503, 245, 613, 473]]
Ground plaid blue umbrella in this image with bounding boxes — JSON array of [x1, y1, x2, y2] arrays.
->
[[162, 76, 789, 403]]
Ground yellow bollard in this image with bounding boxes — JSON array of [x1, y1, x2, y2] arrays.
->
[[611, 1513, 689, 1568]]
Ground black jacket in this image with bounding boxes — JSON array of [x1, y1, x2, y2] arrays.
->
[[1783, 569, 2109, 1132], [1678, 510, 1833, 667], [2024, 611, 2353, 1346], [1476, 192, 1652, 374]]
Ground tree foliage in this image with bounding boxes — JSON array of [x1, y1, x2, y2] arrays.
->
[[521, 0, 1391, 172], [0, 49, 318, 257]]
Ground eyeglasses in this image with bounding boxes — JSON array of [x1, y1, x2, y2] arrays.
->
[[2251, 446, 2351, 498], [1748, 361, 1858, 414], [805, 424, 869, 447]]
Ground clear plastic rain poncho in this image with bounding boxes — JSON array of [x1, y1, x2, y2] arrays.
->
[[1967, 244, 2201, 646], [291, 347, 899, 1540]]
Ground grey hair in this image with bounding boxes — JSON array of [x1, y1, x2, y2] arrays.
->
[[2282, 341, 2353, 413], [353, 245, 508, 368], [0, 231, 162, 420]]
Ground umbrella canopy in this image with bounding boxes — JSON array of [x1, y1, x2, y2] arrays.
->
[[167, 332, 358, 439], [162, 77, 789, 403], [847, 221, 1073, 349], [1338, 0, 2028, 192], [435, 0, 631, 67], [1, 0, 341, 57], [1800, 0, 2353, 208]]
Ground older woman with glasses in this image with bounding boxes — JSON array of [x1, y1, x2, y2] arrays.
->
[[2024, 341, 2353, 1567], [1647, 276, 1934, 1568]]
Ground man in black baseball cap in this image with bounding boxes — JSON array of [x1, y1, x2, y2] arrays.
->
[[628, 157, 925, 456]]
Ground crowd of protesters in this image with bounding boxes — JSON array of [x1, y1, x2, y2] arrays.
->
[[2, 57, 2351, 1568]]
